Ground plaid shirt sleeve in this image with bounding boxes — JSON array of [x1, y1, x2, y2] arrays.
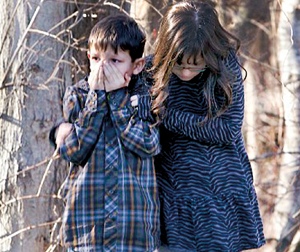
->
[[107, 88, 160, 158], [59, 85, 108, 166]]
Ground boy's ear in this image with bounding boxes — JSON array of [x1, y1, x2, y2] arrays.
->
[[132, 57, 146, 75], [87, 50, 90, 59]]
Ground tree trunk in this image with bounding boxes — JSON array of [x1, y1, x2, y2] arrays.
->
[[275, 0, 300, 251], [217, 0, 283, 252], [0, 0, 75, 251], [130, 0, 165, 55], [218, 1, 282, 251]]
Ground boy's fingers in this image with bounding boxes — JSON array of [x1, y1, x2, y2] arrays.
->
[[104, 64, 115, 83], [88, 62, 102, 90], [97, 66, 104, 90], [106, 63, 123, 81], [98, 66, 103, 81], [104, 63, 131, 92], [56, 123, 73, 147]]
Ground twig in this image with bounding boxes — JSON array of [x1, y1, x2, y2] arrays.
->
[[0, 194, 63, 210], [37, 42, 71, 89], [239, 52, 279, 72], [0, 0, 23, 55], [36, 148, 60, 196], [0, 218, 62, 245], [276, 221, 300, 247], [250, 151, 300, 162], [0, 0, 46, 87], [0, 153, 60, 185], [249, 19, 272, 37], [72, 56, 86, 76], [28, 29, 82, 51], [45, 242, 59, 252], [103, 2, 129, 15], [57, 178, 68, 198]]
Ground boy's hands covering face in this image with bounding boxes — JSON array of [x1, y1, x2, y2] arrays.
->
[[104, 63, 131, 92], [87, 45, 144, 92], [88, 62, 105, 91], [88, 62, 130, 92]]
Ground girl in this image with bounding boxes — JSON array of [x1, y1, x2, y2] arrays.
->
[[151, 1, 265, 251]]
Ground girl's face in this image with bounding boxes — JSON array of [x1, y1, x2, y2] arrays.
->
[[172, 54, 206, 81]]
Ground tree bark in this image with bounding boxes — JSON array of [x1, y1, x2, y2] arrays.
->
[[275, 0, 300, 251], [0, 0, 75, 251], [217, 1, 284, 251], [130, 0, 165, 55]]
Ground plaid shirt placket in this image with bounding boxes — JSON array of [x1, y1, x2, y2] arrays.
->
[[107, 89, 160, 251], [59, 79, 160, 251]]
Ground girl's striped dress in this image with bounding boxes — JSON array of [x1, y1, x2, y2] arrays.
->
[[155, 52, 265, 252]]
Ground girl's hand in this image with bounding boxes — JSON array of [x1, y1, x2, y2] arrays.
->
[[56, 123, 73, 148], [104, 63, 131, 92], [88, 62, 105, 90]]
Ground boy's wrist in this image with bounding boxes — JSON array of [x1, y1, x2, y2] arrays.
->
[[90, 85, 105, 91], [49, 118, 65, 149], [89, 84, 105, 91]]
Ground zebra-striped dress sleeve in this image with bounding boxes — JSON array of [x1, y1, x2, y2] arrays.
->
[[163, 54, 244, 145]]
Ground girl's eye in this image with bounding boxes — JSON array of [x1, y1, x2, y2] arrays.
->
[[92, 56, 99, 61]]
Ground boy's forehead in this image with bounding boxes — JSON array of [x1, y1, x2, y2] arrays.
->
[[89, 44, 130, 56], [90, 44, 117, 53]]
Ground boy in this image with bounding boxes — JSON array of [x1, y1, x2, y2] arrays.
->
[[50, 14, 160, 252]]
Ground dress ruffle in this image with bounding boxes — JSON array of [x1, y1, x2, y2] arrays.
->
[[159, 188, 265, 252]]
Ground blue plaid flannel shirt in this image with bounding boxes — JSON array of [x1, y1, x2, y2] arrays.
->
[[58, 75, 160, 252]]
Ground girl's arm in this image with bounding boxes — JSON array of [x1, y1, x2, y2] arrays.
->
[[163, 54, 244, 145], [59, 83, 108, 165], [107, 88, 160, 158]]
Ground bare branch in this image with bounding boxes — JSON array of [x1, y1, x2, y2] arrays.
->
[[0, 0, 46, 87], [0, 0, 23, 55], [0, 218, 62, 245], [28, 29, 83, 51], [36, 149, 60, 196], [249, 19, 272, 37], [0, 153, 60, 185], [45, 242, 60, 252], [103, 1, 130, 15], [0, 194, 63, 210], [239, 52, 279, 72], [250, 151, 300, 162]]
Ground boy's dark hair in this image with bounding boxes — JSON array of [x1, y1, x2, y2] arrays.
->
[[88, 14, 146, 62]]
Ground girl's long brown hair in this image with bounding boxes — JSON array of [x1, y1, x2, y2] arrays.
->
[[151, 1, 242, 122]]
